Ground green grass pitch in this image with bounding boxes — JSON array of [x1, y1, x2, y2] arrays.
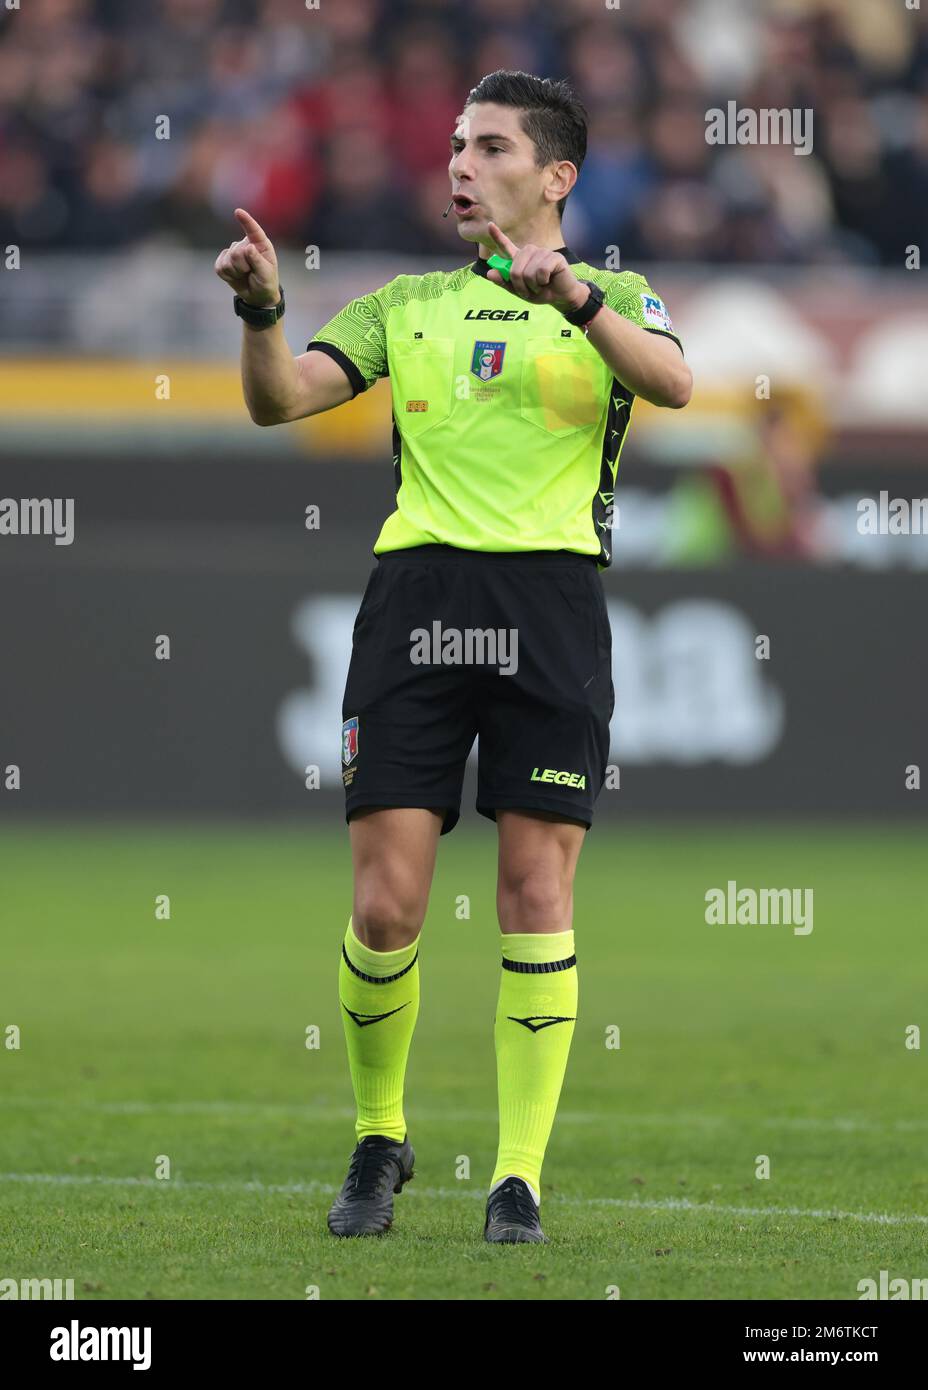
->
[[1, 822, 925, 1301]]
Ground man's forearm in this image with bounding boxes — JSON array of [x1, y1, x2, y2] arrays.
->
[[241, 319, 301, 425], [567, 294, 692, 409]]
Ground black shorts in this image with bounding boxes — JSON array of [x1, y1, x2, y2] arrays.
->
[[341, 544, 614, 834]]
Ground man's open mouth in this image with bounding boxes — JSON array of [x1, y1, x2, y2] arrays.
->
[[452, 194, 479, 213]]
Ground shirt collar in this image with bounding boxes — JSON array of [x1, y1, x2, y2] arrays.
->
[[471, 245, 581, 275]]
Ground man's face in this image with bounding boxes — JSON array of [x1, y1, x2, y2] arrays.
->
[[448, 102, 546, 245]]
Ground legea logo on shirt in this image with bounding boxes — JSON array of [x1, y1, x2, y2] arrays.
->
[[464, 308, 529, 320], [471, 340, 506, 381]]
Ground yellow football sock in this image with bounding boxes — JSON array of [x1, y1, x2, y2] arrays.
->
[[490, 929, 577, 1203], [338, 915, 420, 1142]]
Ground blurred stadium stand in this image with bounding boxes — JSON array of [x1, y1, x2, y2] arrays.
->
[[0, 0, 926, 264]]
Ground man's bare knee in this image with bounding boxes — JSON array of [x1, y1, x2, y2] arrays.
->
[[497, 874, 570, 934], [348, 806, 441, 949], [352, 886, 425, 950]]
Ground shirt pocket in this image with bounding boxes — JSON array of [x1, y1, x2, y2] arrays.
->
[[520, 335, 607, 437], [390, 337, 456, 436]]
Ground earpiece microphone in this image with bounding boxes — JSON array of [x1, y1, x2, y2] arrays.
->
[[442, 200, 453, 218]]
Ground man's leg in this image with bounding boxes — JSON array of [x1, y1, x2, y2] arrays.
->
[[328, 806, 445, 1237], [340, 806, 444, 1140], [490, 808, 586, 1207], [332, 549, 476, 1235]]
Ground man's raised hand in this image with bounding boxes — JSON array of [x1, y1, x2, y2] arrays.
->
[[214, 208, 280, 307], [484, 221, 586, 313]]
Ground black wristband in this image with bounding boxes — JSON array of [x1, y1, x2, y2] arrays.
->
[[234, 285, 285, 329], [563, 279, 604, 330]]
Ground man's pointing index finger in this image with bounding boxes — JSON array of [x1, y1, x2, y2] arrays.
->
[[234, 208, 270, 246], [487, 221, 518, 257]]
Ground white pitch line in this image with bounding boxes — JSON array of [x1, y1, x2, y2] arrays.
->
[[0, 1097, 924, 1132], [0, 1172, 924, 1227]]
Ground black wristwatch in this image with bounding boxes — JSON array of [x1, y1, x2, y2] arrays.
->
[[563, 279, 604, 333], [234, 285, 285, 329]]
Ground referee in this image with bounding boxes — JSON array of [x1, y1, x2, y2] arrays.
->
[[215, 71, 692, 1244]]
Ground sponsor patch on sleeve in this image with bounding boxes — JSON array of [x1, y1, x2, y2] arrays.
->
[[640, 293, 674, 333]]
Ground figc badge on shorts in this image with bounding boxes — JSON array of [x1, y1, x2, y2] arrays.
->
[[342, 716, 359, 766]]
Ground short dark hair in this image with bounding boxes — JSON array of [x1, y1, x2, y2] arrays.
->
[[464, 70, 588, 218]]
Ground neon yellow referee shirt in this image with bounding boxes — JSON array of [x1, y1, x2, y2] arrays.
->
[[305, 248, 682, 569]]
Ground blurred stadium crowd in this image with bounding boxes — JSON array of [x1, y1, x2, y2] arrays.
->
[[0, 0, 921, 264]]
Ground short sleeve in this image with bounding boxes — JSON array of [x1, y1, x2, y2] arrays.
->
[[305, 282, 391, 397], [603, 273, 683, 354]]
